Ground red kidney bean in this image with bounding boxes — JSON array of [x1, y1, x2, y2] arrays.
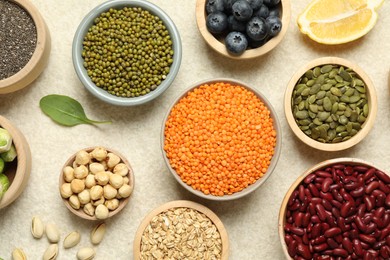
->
[[378, 181, 390, 193], [291, 227, 305, 236], [337, 217, 348, 232], [333, 248, 348, 258], [359, 234, 376, 245], [315, 177, 325, 184], [373, 240, 386, 250], [321, 223, 330, 232], [297, 243, 312, 259], [344, 176, 357, 184], [380, 226, 390, 241], [380, 213, 390, 229], [308, 183, 320, 197], [363, 168, 376, 181], [317, 170, 333, 178], [353, 239, 363, 256], [311, 223, 322, 239], [372, 229, 381, 240], [364, 223, 377, 235], [387, 235, 390, 246], [380, 246, 390, 259], [345, 166, 354, 176], [375, 207, 385, 218], [285, 234, 294, 245], [320, 191, 334, 201], [362, 213, 373, 224], [364, 195, 375, 211], [330, 183, 341, 191], [311, 197, 322, 204], [342, 237, 353, 254], [357, 204, 366, 217], [316, 204, 328, 221], [302, 213, 311, 228], [288, 239, 298, 257], [372, 189, 385, 198], [341, 191, 355, 205], [349, 230, 359, 240], [386, 194, 390, 208], [295, 212, 304, 227], [335, 234, 343, 244], [350, 186, 365, 198], [313, 243, 328, 252], [376, 170, 390, 184], [304, 188, 312, 201], [333, 164, 345, 170], [304, 173, 316, 184], [327, 238, 339, 249], [331, 208, 341, 219], [292, 234, 303, 244], [322, 178, 333, 193], [354, 165, 369, 172], [341, 201, 354, 217], [303, 233, 309, 245], [344, 215, 356, 224], [289, 200, 301, 211], [331, 190, 344, 203], [312, 236, 326, 246], [322, 199, 333, 211], [299, 184, 306, 202], [299, 197, 310, 212], [311, 214, 320, 224], [325, 227, 342, 238], [375, 193, 386, 207], [355, 216, 367, 232]]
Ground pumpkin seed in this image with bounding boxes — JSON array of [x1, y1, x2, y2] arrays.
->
[[363, 104, 369, 117], [340, 95, 350, 103], [308, 95, 317, 104], [344, 88, 355, 97], [301, 87, 310, 96], [315, 74, 326, 84], [298, 101, 305, 110], [309, 84, 321, 95], [335, 75, 344, 83], [330, 87, 342, 97], [321, 64, 333, 73], [305, 69, 314, 79], [336, 126, 346, 133], [299, 119, 311, 126], [306, 79, 315, 87], [342, 136, 351, 141], [323, 97, 332, 112], [350, 111, 358, 122], [355, 79, 364, 87], [332, 137, 343, 143], [313, 67, 321, 77], [313, 118, 322, 126], [318, 112, 330, 122], [338, 115, 348, 125], [328, 129, 336, 140], [349, 95, 361, 103], [316, 90, 326, 99], [309, 104, 318, 113], [331, 102, 339, 114], [321, 83, 332, 91], [295, 111, 309, 119], [339, 70, 352, 82], [311, 128, 320, 139]]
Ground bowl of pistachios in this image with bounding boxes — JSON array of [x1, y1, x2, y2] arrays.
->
[[284, 57, 377, 152], [0, 116, 32, 209], [59, 146, 134, 220]]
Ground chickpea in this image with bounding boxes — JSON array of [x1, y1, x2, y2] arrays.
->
[[89, 162, 105, 174], [103, 184, 117, 200], [63, 166, 74, 182], [107, 153, 121, 168], [95, 171, 109, 186], [118, 184, 133, 198], [78, 189, 91, 205], [113, 163, 129, 177], [90, 185, 103, 200], [71, 179, 85, 194], [75, 150, 91, 165], [60, 183, 73, 198], [91, 147, 107, 161], [74, 165, 88, 179], [85, 174, 96, 188]]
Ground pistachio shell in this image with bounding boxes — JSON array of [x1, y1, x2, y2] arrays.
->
[[31, 216, 45, 239], [12, 248, 27, 260], [46, 223, 60, 243], [43, 244, 58, 260], [91, 222, 106, 245], [77, 247, 95, 260], [63, 231, 81, 249]]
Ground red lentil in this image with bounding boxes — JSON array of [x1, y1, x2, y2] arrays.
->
[[164, 82, 277, 196]]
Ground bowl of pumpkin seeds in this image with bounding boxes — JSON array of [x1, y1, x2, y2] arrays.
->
[[284, 57, 377, 151], [72, 0, 182, 106]]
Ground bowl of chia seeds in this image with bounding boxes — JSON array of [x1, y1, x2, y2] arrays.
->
[[0, 0, 51, 94], [72, 0, 182, 106], [284, 57, 377, 152]]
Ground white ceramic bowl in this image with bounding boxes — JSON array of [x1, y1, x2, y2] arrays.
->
[[72, 0, 182, 106]]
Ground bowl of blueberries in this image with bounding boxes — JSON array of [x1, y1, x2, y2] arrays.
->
[[196, 0, 291, 59]]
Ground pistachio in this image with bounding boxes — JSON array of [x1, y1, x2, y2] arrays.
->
[[74, 165, 88, 179], [103, 184, 117, 200], [31, 216, 45, 239], [75, 150, 91, 165], [84, 203, 95, 216], [90, 147, 107, 161], [76, 247, 95, 260], [90, 222, 106, 245], [63, 166, 75, 182], [85, 174, 96, 188], [43, 244, 58, 260], [105, 198, 119, 211], [90, 185, 104, 200], [95, 204, 109, 219], [95, 171, 109, 186], [71, 179, 85, 194], [106, 152, 121, 168], [69, 195, 81, 210], [12, 248, 27, 260], [113, 163, 129, 176], [63, 231, 81, 249], [118, 184, 133, 198], [60, 183, 73, 198], [78, 189, 91, 205], [89, 162, 105, 174], [46, 223, 60, 243]]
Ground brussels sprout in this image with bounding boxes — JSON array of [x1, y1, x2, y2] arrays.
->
[[0, 173, 10, 200], [1, 144, 16, 162], [0, 128, 12, 153]]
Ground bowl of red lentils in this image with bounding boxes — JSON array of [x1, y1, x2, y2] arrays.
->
[[162, 78, 281, 201], [278, 158, 390, 259]]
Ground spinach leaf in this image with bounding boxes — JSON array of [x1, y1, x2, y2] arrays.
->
[[39, 94, 111, 126]]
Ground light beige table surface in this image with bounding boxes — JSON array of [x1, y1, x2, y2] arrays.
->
[[1, 0, 390, 259]]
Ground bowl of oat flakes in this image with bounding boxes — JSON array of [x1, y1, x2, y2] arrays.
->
[[133, 200, 229, 259]]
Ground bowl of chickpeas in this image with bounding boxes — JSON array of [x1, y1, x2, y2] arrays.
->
[[161, 78, 282, 201], [72, 0, 182, 106], [59, 146, 134, 220]]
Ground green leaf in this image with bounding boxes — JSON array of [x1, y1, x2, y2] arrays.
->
[[39, 95, 111, 126]]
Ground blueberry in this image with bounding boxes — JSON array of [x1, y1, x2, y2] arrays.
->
[[232, 0, 253, 22], [227, 15, 246, 32], [248, 35, 269, 48], [253, 4, 269, 19], [266, 16, 282, 37], [206, 12, 228, 34], [245, 0, 263, 11], [206, 0, 225, 14], [263, 0, 280, 7], [223, 0, 239, 14], [268, 6, 281, 17], [225, 31, 248, 55], [246, 16, 268, 41]]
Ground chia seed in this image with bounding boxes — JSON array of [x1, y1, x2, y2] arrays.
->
[[0, 0, 37, 80]]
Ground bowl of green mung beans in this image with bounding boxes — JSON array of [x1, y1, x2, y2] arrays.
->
[[72, 0, 182, 106], [284, 57, 377, 152]]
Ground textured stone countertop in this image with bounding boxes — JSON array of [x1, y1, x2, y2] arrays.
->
[[0, 0, 390, 259]]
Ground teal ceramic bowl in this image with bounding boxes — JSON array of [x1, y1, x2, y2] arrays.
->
[[72, 0, 182, 106]]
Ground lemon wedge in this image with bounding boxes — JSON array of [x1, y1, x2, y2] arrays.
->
[[297, 0, 384, 44]]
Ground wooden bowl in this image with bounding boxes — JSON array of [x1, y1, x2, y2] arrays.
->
[[0, 0, 51, 94], [0, 116, 32, 209], [284, 57, 377, 151], [134, 200, 229, 259], [161, 78, 282, 201], [278, 158, 390, 259], [59, 146, 134, 220], [195, 0, 291, 59]]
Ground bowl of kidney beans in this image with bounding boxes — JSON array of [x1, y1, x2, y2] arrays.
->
[[278, 158, 390, 260]]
